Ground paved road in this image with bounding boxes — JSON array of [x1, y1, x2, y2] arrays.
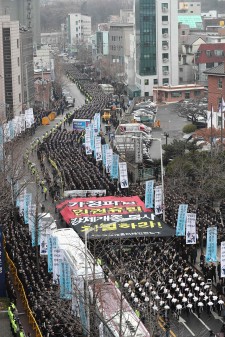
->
[[150, 103, 189, 160]]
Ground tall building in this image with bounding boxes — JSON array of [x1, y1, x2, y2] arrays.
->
[[0, 16, 22, 120], [66, 13, 91, 46], [134, 0, 179, 97], [20, 28, 34, 108], [0, 0, 40, 46]]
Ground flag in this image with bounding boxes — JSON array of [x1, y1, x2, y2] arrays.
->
[[206, 227, 217, 263], [186, 213, 196, 244], [154, 185, 162, 215], [145, 180, 154, 209], [176, 204, 188, 236]]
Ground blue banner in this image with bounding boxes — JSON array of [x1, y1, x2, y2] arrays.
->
[[60, 262, 72, 299], [102, 144, 109, 166], [79, 295, 88, 336], [90, 123, 95, 151], [0, 226, 6, 296], [96, 112, 101, 133], [176, 204, 188, 236], [110, 154, 119, 179], [47, 236, 53, 273], [206, 227, 217, 263], [145, 180, 154, 209], [31, 218, 41, 247], [24, 193, 32, 224], [8, 121, 14, 140]]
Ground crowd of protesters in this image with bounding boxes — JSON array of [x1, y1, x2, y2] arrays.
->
[[3, 65, 225, 337], [3, 212, 83, 337]]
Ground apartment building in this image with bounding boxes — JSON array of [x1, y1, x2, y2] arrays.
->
[[134, 0, 179, 98], [0, 16, 22, 120]]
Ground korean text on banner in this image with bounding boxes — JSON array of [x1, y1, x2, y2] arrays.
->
[[221, 241, 225, 278], [95, 136, 102, 161], [24, 193, 32, 225], [220, 241, 225, 277], [53, 248, 63, 283], [102, 144, 109, 166], [60, 262, 72, 299], [206, 227, 217, 263], [111, 154, 119, 179], [119, 162, 129, 188], [85, 126, 92, 155], [145, 180, 154, 209], [90, 123, 95, 151], [186, 213, 197, 244], [106, 148, 113, 174], [154, 185, 163, 215], [176, 204, 188, 236]]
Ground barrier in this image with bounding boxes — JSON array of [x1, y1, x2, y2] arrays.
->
[[48, 112, 56, 121], [41, 117, 50, 125], [5, 251, 43, 337]]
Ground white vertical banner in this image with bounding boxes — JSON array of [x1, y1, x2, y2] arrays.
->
[[53, 248, 64, 283], [95, 136, 102, 161], [221, 241, 225, 278], [119, 162, 129, 188], [85, 126, 92, 155], [154, 185, 162, 215], [106, 148, 113, 173], [134, 135, 143, 164], [186, 213, 197, 244]]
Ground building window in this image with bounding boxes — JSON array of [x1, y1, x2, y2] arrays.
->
[[17, 57, 19, 66], [171, 91, 182, 97], [182, 31, 185, 35], [19, 93, 21, 102], [163, 78, 169, 85], [17, 39, 19, 48], [206, 62, 214, 69], [215, 50, 224, 56], [144, 79, 149, 85], [206, 50, 212, 57], [162, 3, 168, 11], [194, 90, 200, 96], [218, 78, 223, 89], [162, 16, 168, 22], [18, 75, 20, 84], [144, 92, 149, 97], [154, 79, 158, 85]]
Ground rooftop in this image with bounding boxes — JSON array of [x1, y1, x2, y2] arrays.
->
[[178, 15, 203, 29], [204, 63, 225, 75]]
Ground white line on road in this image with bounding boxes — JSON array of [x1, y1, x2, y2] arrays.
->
[[193, 313, 211, 330], [179, 317, 196, 336], [211, 311, 224, 323]]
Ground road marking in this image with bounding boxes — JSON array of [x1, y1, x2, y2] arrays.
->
[[193, 313, 211, 330], [178, 317, 195, 336], [211, 311, 224, 323]]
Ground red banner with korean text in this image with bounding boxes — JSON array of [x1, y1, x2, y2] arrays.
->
[[57, 196, 151, 224]]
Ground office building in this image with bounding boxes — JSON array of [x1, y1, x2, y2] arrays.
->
[[0, 0, 40, 46], [66, 13, 91, 46], [134, 0, 179, 98], [20, 28, 34, 108], [0, 16, 22, 120]]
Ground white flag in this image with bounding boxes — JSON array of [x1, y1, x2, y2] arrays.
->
[[95, 136, 102, 161], [106, 148, 113, 173], [119, 162, 129, 188], [154, 185, 162, 215], [186, 213, 196, 244], [221, 241, 225, 278]]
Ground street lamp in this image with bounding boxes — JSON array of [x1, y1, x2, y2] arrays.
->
[[151, 138, 165, 222]]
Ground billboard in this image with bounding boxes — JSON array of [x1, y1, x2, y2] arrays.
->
[[73, 119, 90, 131]]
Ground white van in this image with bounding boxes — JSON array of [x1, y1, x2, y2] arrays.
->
[[119, 123, 152, 136]]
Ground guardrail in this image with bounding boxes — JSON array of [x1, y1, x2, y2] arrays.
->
[[5, 251, 43, 337]]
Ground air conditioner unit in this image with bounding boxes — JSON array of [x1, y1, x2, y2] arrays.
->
[[163, 71, 169, 75], [163, 33, 168, 38], [163, 45, 168, 50], [163, 58, 168, 62], [163, 83, 169, 86], [162, 7, 168, 12]]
